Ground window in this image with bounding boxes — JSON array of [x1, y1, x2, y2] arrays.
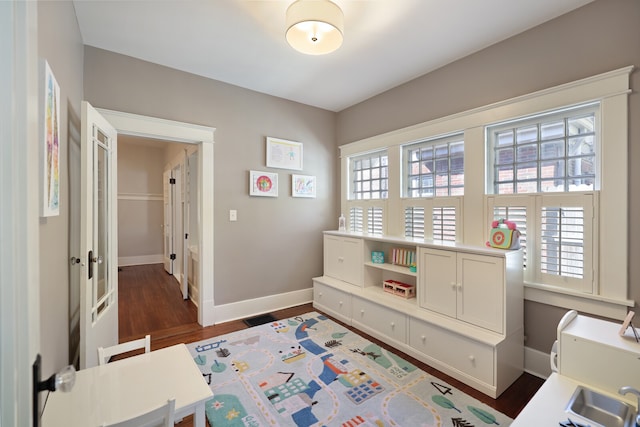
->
[[340, 67, 631, 318], [432, 206, 456, 242], [368, 207, 383, 235], [350, 207, 363, 232], [403, 199, 461, 242], [487, 103, 598, 194], [403, 134, 464, 197], [350, 150, 388, 200]]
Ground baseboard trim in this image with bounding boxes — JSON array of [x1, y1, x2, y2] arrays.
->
[[524, 346, 551, 379], [211, 288, 313, 325], [118, 255, 163, 267]]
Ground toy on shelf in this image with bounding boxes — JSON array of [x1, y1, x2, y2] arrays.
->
[[383, 280, 416, 299], [486, 218, 521, 250], [371, 251, 384, 264]]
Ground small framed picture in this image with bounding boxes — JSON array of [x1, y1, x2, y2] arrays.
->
[[266, 137, 303, 171], [249, 170, 278, 197], [292, 174, 316, 198]]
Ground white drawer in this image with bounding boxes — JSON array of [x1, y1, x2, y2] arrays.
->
[[313, 281, 351, 320], [409, 318, 494, 385], [352, 296, 407, 343]]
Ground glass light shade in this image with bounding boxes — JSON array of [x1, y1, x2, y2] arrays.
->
[[286, 0, 344, 55]]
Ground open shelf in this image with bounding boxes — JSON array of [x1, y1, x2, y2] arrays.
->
[[364, 261, 417, 276]]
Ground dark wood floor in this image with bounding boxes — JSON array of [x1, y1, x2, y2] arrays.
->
[[119, 264, 544, 426]]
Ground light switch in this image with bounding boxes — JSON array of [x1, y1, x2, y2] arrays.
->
[[229, 210, 237, 221]]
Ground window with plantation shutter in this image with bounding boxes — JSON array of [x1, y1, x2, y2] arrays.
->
[[367, 207, 383, 235], [404, 207, 425, 239], [350, 207, 363, 233], [540, 206, 585, 279], [432, 206, 456, 242]]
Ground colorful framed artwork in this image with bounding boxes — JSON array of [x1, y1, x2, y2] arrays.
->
[[249, 170, 278, 197], [266, 137, 303, 171], [41, 60, 61, 217], [292, 174, 316, 198]]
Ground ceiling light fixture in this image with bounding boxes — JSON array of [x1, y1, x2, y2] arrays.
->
[[286, 0, 344, 55]]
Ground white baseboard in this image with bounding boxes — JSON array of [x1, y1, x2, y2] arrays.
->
[[211, 288, 313, 325], [524, 346, 552, 380], [118, 254, 163, 267]]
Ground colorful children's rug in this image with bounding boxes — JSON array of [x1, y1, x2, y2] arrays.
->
[[186, 312, 512, 427]]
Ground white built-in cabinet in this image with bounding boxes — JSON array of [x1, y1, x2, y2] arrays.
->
[[313, 231, 524, 398]]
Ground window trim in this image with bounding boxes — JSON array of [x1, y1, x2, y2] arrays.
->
[[340, 66, 634, 320]]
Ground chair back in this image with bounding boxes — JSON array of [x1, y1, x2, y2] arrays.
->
[[98, 335, 151, 365], [101, 398, 175, 427]]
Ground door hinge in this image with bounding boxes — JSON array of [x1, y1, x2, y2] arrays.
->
[[169, 178, 176, 184], [170, 253, 176, 260]]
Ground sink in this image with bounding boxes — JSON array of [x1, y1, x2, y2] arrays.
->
[[566, 386, 636, 427]]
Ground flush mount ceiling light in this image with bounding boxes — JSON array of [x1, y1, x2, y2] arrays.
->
[[286, 0, 344, 55]]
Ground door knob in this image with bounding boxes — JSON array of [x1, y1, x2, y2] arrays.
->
[[91, 255, 103, 264]]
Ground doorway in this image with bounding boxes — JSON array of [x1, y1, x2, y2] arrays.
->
[[69, 109, 215, 366]]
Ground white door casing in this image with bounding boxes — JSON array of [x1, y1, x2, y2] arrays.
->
[[97, 108, 215, 326], [80, 101, 119, 369]]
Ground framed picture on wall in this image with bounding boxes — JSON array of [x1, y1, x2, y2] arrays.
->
[[292, 174, 316, 198], [41, 60, 61, 217], [249, 170, 278, 197], [266, 137, 303, 170]]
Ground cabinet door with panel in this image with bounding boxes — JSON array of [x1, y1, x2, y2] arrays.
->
[[324, 235, 363, 286], [420, 248, 505, 334]]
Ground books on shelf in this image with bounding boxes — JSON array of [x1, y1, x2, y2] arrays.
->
[[391, 248, 416, 267]]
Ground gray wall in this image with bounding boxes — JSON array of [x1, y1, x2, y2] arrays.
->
[[117, 139, 166, 260], [37, 0, 84, 376], [336, 0, 640, 353], [84, 47, 338, 305]]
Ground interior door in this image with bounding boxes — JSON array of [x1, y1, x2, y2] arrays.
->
[[163, 168, 173, 274], [181, 154, 190, 300], [80, 101, 118, 369]]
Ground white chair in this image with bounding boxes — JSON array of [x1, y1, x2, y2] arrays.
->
[[101, 398, 175, 427], [98, 335, 151, 365]]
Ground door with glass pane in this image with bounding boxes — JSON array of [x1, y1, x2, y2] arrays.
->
[[80, 101, 118, 369]]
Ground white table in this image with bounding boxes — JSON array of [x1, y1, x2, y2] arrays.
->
[[42, 344, 212, 427]]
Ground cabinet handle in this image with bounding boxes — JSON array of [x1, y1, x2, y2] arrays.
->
[[468, 355, 475, 363], [421, 335, 426, 342], [338, 257, 344, 262], [319, 292, 323, 297], [390, 322, 395, 328], [450, 283, 456, 290], [360, 309, 365, 315], [339, 300, 343, 306], [457, 283, 462, 291]]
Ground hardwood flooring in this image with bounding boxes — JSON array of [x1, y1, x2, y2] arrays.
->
[[119, 264, 544, 426]]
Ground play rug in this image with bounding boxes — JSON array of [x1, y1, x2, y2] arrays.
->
[[186, 312, 512, 427]]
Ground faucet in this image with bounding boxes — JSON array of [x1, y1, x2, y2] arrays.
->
[[619, 386, 640, 426]]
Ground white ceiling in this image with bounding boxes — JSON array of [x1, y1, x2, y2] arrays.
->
[[73, 0, 593, 112]]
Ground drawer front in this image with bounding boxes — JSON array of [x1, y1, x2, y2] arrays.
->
[[313, 282, 351, 319], [409, 318, 494, 385], [352, 297, 407, 343]]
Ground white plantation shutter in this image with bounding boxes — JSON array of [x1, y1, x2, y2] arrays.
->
[[404, 207, 425, 239], [368, 207, 383, 235], [432, 206, 456, 242], [350, 207, 363, 233]]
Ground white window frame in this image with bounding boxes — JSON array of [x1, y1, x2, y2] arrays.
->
[[486, 103, 599, 195], [339, 66, 633, 319], [402, 133, 465, 198]]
